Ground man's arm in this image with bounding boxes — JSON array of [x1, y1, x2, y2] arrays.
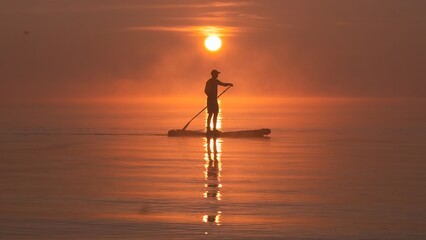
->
[[217, 80, 234, 87]]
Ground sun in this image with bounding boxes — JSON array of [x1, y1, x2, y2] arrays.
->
[[204, 36, 222, 52]]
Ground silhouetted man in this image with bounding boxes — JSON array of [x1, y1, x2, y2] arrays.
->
[[204, 69, 233, 133]]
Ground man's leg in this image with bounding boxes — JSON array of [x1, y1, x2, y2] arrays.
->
[[207, 113, 213, 131], [213, 112, 218, 131]]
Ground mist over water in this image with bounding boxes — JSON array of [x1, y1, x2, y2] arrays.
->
[[1, 97, 425, 132]]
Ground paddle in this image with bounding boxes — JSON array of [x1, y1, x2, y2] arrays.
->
[[182, 85, 232, 130]]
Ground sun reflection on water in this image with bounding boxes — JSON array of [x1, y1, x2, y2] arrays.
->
[[203, 138, 222, 200], [202, 211, 222, 225], [203, 137, 223, 225]]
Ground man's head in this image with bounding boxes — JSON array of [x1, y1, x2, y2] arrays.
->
[[211, 69, 220, 78]]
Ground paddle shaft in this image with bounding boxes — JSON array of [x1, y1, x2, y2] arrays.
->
[[182, 86, 232, 130]]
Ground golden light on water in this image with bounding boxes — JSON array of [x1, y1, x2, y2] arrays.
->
[[203, 138, 223, 225], [202, 211, 222, 225], [203, 138, 223, 200], [203, 138, 222, 161], [204, 35, 222, 52]]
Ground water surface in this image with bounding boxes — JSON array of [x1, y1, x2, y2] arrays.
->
[[1, 99, 425, 239]]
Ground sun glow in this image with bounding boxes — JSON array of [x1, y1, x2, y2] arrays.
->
[[204, 36, 222, 51]]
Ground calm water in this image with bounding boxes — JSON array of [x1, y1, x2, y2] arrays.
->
[[1, 99, 425, 239]]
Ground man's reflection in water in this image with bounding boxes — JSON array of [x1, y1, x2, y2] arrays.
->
[[203, 136, 222, 225]]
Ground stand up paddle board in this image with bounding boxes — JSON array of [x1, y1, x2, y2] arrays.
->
[[168, 128, 271, 138]]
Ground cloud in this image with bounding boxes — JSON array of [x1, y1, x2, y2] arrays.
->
[[126, 25, 246, 37], [122, 2, 267, 37], [105, 1, 255, 10], [2, 1, 255, 14]]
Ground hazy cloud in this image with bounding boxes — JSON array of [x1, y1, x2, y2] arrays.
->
[[122, 1, 254, 9], [123, 1, 267, 36], [126, 25, 245, 37]]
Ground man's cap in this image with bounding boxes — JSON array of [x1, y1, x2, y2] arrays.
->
[[211, 69, 221, 75]]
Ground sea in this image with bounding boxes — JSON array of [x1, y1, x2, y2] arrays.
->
[[0, 98, 425, 239]]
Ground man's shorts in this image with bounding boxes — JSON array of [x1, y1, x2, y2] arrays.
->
[[207, 98, 219, 114]]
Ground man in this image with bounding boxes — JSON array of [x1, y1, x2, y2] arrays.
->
[[204, 69, 233, 133]]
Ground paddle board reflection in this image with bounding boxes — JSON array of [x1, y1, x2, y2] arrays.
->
[[203, 136, 222, 225]]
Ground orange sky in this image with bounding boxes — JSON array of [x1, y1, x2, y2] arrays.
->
[[1, 0, 426, 104]]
